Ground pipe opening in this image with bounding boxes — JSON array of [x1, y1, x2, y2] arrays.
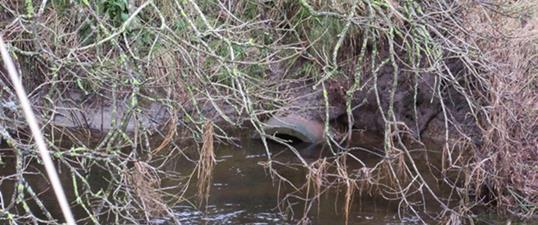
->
[[263, 115, 324, 144], [269, 133, 304, 145]]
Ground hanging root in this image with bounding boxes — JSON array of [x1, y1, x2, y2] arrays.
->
[[197, 120, 216, 208]]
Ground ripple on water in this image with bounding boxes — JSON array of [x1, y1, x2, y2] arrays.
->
[[162, 204, 292, 225]]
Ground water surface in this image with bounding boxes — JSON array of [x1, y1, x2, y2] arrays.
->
[[159, 135, 424, 225]]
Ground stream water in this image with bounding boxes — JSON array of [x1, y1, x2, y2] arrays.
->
[[155, 134, 431, 225], [155, 133, 533, 225], [0, 133, 529, 224]]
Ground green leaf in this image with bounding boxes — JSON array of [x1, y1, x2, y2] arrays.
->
[[121, 12, 129, 22]]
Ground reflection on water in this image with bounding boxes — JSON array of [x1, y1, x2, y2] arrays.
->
[[159, 134, 424, 225]]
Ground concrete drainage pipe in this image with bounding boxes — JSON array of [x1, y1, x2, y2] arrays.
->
[[263, 114, 324, 144]]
